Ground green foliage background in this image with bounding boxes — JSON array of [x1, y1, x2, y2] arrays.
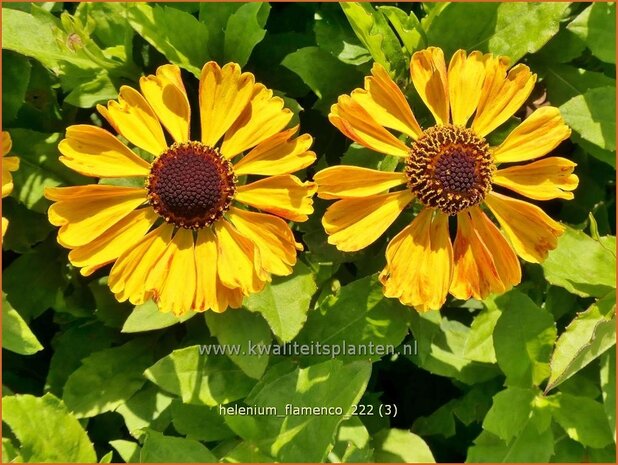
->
[[1, 1, 616, 463]]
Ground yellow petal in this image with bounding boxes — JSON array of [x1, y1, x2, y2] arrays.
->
[[351, 63, 423, 139], [410, 47, 450, 125], [216, 280, 245, 311], [493, 157, 579, 200], [315, 166, 408, 200], [235, 175, 317, 222], [485, 191, 565, 263], [329, 95, 410, 157], [323, 190, 414, 252], [448, 50, 485, 127], [380, 209, 453, 311], [109, 224, 174, 305], [151, 228, 197, 316], [100, 86, 168, 156], [472, 61, 537, 137], [2, 217, 8, 237], [228, 206, 298, 276], [58, 125, 151, 177], [199, 62, 255, 147], [2, 131, 12, 156], [46, 185, 147, 247], [214, 219, 265, 295], [194, 228, 222, 313], [2, 156, 19, 198], [492, 107, 571, 163], [221, 84, 293, 158], [69, 207, 158, 276], [140, 64, 191, 143], [233, 126, 316, 176]]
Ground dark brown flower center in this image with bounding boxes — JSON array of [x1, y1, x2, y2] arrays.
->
[[405, 125, 494, 216], [146, 142, 236, 229]]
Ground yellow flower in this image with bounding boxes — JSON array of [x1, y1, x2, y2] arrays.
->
[[2, 131, 20, 237], [45, 63, 317, 315], [316, 47, 577, 312]]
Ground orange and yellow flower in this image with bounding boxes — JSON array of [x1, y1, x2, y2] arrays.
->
[[2, 131, 20, 237], [316, 47, 577, 311], [45, 63, 316, 315]]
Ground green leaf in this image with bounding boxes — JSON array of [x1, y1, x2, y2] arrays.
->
[[295, 275, 410, 363], [2, 437, 22, 463], [331, 417, 372, 462], [282, 46, 364, 113], [463, 297, 501, 363], [482, 387, 540, 442], [74, 2, 133, 48], [224, 359, 371, 462], [140, 430, 217, 463], [171, 400, 236, 442], [205, 308, 272, 379], [560, 86, 616, 159], [567, 2, 616, 64], [2, 393, 96, 462], [128, 3, 209, 76], [222, 2, 270, 67], [600, 348, 616, 439], [63, 338, 155, 418], [546, 291, 616, 392], [372, 428, 435, 463], [2, 292, 43, 355], [340, 2, 407, 79], [109, 440, 140, 463], [379, 6, 423, 54], [1, 198, 53, 253], [144, 345, 256, 406], [8, 129, 90, 213], [99, 451, 113, 463], [534, 28, 586, 64], [244, 261, 317, 342], [550, 393, 614, 448], [122, 300, 195, 333], [2, 51, 31, 122], [3, 238, 67, 320], [542, 227, 616, 298], [541, 64, 616, 108], [63, 70, 118, 108], [222, 441, 276, 463], [115, 385, 174, 434], [493, 290, 557, 387]]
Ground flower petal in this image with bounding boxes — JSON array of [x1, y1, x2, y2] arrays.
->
[[315, 166, 408, 200], [2, 156, 19, 197], [98, 86, 167, 156], [2, 217, 8, 237], [221, 84, 293, 158], [492, 106, 571, 163], [493, 157, 578, 200], [485, 191, 565, 263], [199, 62, 255, 147], [2, 131, 12, 155], [109, 224, 174, 305], [46, 185, 147, 247], [68, 207, 158, 276], [329, 95, 411, 157], [58, 125, 151, 177], [140, 64, 191, 143], [410, 47, 450, 125], [380, 209, 453, 311], [351, 63, 423, 140], [233, 126, 315, 176], [235, 175, 317, 222], [214, 219, 266, 295], [448, 50, 485, 127], [228, 207, 299, 277], [472, 60, 537, 137], [323, 190, 414, 252], [194, 228, 223, 313]]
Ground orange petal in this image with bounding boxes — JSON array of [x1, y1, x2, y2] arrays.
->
[[448, 50, 485, 127], [194, 228, 226, 313], [315, 166, 409, 200], [484, 191, 565, 263], [410, 47, 450, 125]]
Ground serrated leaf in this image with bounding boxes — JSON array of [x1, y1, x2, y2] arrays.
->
[[244, 261, 317, 342], [2, 393, 96, 462], [546, 291, 616, 392], [63, 338, 154, 418], [122, 300, 195, 333], [542, 227, 616, 297], [224, 359, 371, 462], [144, 345, 255, 406], [140, 430, 217, 463], [171, 400, 236, 442], [222, 2, 270, 66], [205, 308, 271, 379], [567, 2, 616, 64], [2, 292, 43, 355], [372, 428, 435, 463], [493, 290, 557, 387], [550, 393, 614, 448], [379, 6, 423, 54], [295, 274, 410, 363]]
